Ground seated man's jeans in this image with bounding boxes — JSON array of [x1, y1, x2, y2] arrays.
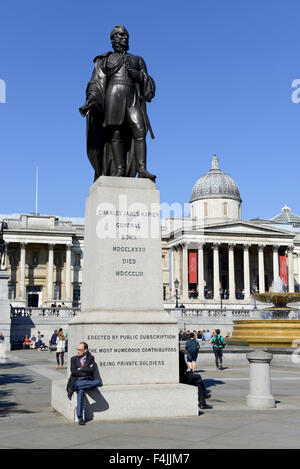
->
[[73, 379, 100, 418]]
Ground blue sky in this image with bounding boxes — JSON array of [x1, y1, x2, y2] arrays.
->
[[1, 0, 299, 220]]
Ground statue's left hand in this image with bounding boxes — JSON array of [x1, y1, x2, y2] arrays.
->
[[79, 103, 91, 117]]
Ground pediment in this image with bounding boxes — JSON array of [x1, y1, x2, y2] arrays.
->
[[202, 221, 294, 237]]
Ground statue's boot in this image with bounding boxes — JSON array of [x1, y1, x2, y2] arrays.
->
[[111, 140, 125, 177], [135, 138, 156, 183]]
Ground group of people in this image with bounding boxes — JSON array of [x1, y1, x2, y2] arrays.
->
[[179, 329, 212, 341], [23, 332, 47, 350], [65, 328, 227, 425], [184, 329, 227, 371], [188, 288, 198, 299], [23, 328, 227, 425], [22, 329, 67, 368]]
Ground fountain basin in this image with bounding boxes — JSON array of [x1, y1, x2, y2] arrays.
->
[[253, 292, 300, 308], [231, 320, 300, 348]]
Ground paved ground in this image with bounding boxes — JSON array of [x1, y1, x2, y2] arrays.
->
[[1, 350, 300, 449]]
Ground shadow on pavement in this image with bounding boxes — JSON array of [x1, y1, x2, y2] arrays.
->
[[203, 378, 225, 390], [0, 371, 35, 418]]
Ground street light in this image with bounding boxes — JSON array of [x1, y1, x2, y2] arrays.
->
[[219, 287, 223, 311], [174, 278, 179, 308]]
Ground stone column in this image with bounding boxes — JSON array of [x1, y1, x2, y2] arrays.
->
[[243, 243, 251, 300], [169, 248, 174, 293], [19, 242, 27, 303], [182, 242, 189, 300], [246, 351, 275, 408], [197, 243, 204, 300], [228, 244, 236, 301], [258, 244, 265, 293], [272, 245, 279, 290], [287, 246, 295, 293], [65, 244, 72, 304], [2, 242, 8, 270], [213, 243, 220, 299], [47, 243, 54, 302]]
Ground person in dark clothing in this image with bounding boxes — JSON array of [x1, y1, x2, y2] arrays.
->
[[185, 332, 200, 372], [49, 330, 58, 346], [66, 342, 101, 425], [179, 351, 212, 413], [211, 329, 226, 370]]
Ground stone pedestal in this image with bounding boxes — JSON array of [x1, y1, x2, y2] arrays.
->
[[246, 350, 275, 409], [52, 177, 197, 420], [0, 270, 10, 352]]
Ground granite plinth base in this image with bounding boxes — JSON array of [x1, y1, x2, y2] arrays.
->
[[51, 379, 198, 421]]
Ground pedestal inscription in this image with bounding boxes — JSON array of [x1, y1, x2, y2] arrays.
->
[[69, 176, 179, 386]]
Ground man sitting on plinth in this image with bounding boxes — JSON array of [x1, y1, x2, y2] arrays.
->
[[67, 342, 101, 425]]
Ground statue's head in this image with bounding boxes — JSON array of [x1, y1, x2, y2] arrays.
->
[[110, 25, 129, 53]]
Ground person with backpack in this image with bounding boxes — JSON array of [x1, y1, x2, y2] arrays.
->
[[211, 329, 226, 370], [185, 332, 200, 372]]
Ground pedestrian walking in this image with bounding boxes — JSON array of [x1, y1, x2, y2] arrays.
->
[[56, 331, 66, 368], [211, 328, 226, 370], [185, 332, 200, 372]]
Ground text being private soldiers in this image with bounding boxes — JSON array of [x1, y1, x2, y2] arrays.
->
[[79, 25, 156, 183]]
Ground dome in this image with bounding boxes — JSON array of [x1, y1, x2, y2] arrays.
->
[[190, 155, 242, 203]]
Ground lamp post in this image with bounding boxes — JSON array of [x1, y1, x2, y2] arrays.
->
[[174, 278, 179, 308], [252, 284, 257, 310], [219, 287, 223, 311]]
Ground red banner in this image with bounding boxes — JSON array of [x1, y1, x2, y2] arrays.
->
[[280, 256, 288, 287], [188, 251, 198, 284]]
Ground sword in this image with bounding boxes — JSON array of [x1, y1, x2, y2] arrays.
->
[[139, 95, 155, 139]]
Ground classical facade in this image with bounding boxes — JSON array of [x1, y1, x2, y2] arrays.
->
[[162, 156, 300, 307], [2, 156, 300, 309], [1, 214, 84, 307]]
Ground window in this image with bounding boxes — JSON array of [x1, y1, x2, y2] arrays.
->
[[204, 202, 208, 217], [223, 202, 228, 216]]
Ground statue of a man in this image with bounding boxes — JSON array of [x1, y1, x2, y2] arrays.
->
[[79, 25, 156, 183]]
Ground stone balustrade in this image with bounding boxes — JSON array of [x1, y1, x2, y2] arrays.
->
[[10, 306, 79, 318]]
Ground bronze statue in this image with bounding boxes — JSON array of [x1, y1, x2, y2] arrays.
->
[[79, 25, 156, 183]]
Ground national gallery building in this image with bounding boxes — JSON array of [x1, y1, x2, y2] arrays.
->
[[2, 156, 300, 309]]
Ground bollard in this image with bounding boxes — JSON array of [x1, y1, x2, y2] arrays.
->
[[246, 350, 275, 409]]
